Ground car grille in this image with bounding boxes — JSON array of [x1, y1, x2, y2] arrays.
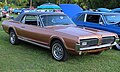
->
[[101, 36, 115, 45], [80, 38, 98, 48]]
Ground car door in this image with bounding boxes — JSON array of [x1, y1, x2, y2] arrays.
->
[[19, 15, 50, 45], [81, 14, 103, 28]]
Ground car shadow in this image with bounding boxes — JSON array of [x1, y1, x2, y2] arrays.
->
[[20, 40, 50, 52]]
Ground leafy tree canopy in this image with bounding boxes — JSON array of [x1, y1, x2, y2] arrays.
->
[[1, 0, 120, 9]]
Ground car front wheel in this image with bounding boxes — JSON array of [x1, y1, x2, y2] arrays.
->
[[115, 43, 120, 50], [9, 30, 19, 45], [51, 40, 68, 61]]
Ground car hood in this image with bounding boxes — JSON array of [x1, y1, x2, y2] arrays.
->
[[76, 21, 120, 35], [104, 24, 120, 35], [45, 25, 114, 38]]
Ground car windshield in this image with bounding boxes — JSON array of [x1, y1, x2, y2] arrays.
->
[[104, 14, 120, 24], [41, 15, 74, 26]]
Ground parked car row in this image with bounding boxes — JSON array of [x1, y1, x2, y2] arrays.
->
[[0, 8, 8, 21], [2, 3, 120, 61], [12, 3, 62, 14], [97, 8, 120, 13], [60, 4, 120, 50], [72, 11, 120, 50], [0, 7, 11, 21], [2, 12, 119, 61]]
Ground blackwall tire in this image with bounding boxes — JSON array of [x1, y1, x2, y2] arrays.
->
[[9, 30, 19, 45], [114, 43, 120, 50]]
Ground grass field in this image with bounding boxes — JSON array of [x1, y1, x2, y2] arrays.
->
[[0, 14, 120, 72]]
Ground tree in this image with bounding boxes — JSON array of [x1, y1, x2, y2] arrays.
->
[[4, 0, 7, 5], [2, 0, 120, 8], [0, 2, 5, 8]]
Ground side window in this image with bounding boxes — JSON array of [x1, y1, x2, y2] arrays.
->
[[77, 14, 85, 21], [86, 14, 100, 23], [21, 15, 38, 26]]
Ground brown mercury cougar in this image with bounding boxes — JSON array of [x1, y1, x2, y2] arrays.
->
[[2, 12, 119, 61]]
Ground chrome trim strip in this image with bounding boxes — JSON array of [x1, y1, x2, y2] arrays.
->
[[112, 42, 117, 46], [84, 14, 87, 22], [18, 37, 50, 49], [79, 42, 116, 51]]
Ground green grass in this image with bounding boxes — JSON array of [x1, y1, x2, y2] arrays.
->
[[0, 14, 120, 72]]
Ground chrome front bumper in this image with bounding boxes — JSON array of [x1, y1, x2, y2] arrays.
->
[[76, 42, 117, 51]]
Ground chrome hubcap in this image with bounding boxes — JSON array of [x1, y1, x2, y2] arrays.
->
[[10, 32, 15, 44], [52, 43, 63, 60]]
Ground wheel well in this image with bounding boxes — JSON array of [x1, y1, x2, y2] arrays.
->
[[50, 38, 63, 48], [9, 27, 14, 34]]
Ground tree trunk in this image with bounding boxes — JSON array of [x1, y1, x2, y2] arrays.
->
[[58, 0, 60, 4], [66, 0, 71, 4], [5, 0, 7, 5], [30, 0, 32, 8], [55, 0, 60, 4]]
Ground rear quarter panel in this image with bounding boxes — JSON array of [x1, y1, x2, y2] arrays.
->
[[2, 20, 20, 35]]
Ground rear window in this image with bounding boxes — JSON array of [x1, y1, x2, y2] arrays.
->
[[25, 15, 37, 21]]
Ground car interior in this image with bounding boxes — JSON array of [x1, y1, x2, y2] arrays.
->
[[21, 15, 38, 26], [86, 14, 100, 23]]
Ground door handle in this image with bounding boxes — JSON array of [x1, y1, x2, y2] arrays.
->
[[21, 26, 25, 28]]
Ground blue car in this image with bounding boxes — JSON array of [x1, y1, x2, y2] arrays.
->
[[13, 8, 23, 14], [97, 8, 111, 12], [72, 12, 120, 50], [111, 8, 120, 13], [21, 8, 36, 14]]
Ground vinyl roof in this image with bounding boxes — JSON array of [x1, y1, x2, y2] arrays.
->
[[14, 12, 65, 21]]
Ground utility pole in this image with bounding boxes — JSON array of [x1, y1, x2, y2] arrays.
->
[[30, 0, 32, 8]]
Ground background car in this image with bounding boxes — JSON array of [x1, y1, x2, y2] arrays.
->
[[72, 12, 120, 50], [59, 4, 83, 18], [13, 8, 23, 14], [2, 10, 7, 18], [21, 7, 35, 14], [9, 7, 14, 13], [21, 8, 31, 14], [36, 3, 62, 12], [97, 8, 111, 12], [2, 12, 118, 61], [111, 8, 120, 13]]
